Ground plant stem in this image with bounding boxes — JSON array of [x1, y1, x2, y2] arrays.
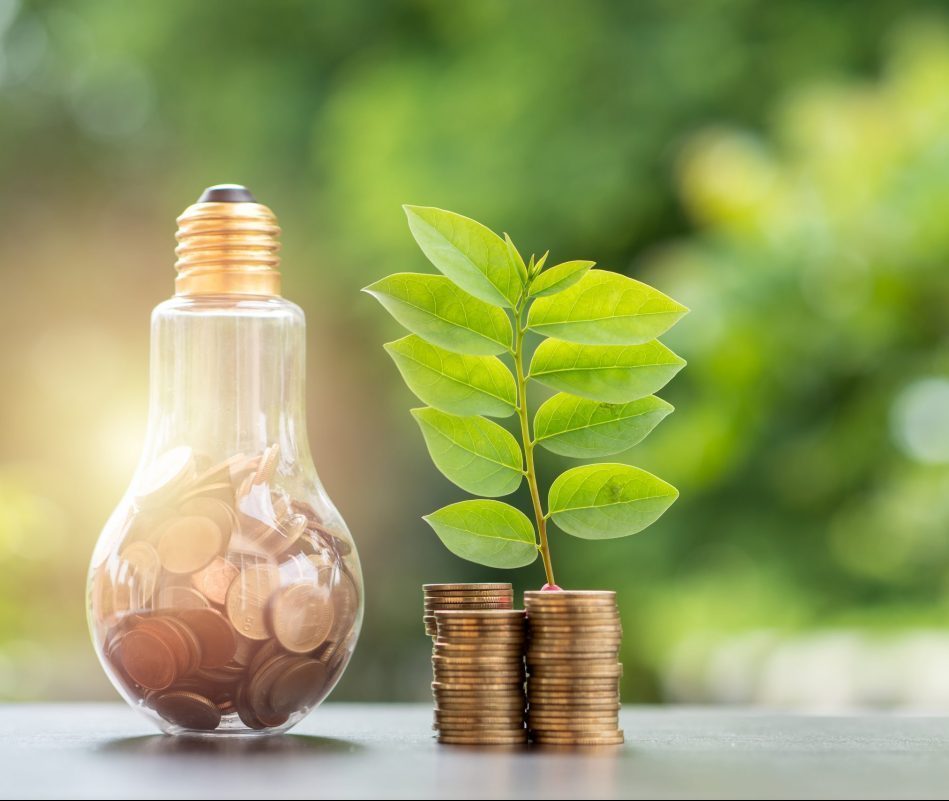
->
[[513, 302, 556, 587]]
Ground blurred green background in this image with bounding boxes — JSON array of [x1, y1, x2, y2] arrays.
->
[[3, 0, 949, 708]]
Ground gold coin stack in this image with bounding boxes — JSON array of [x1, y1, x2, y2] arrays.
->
[[431, 609, 527, 746], [422, 583, 514, 637], [90, 444, 361, 732], [524, 590, 624, 747]]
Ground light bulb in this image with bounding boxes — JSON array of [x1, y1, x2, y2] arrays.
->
[[87, 185, 363, 735]]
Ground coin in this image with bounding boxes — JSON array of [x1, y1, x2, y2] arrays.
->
[[253, 444, 280, 486], [157, 515, 222, 574], [157, 585, 211, 610], [269, 657, 326, 715], [525, 590, 616, 601], [435, 610, 525, 620], [153, 690, 222, 731], [330, 571, 359, 640], [234, 684, 265, 730], [269, 582, 334, 653], [424, 583, 513, 592], [437, 734, 528, 745], [435, 715, 526, 726], [179, 496, 235, 543], [121, 628, 177, 690], [246, 654, 294, 727], [528, 624, 622, 634], [176, 608, 237, 668], [435, 640, 525, 651], [225, 563, 280, 640], [531, 731, 625, 746], [190, 556, 238, 606], [262, 513, 308, 555], [528, 663, 623, 677]]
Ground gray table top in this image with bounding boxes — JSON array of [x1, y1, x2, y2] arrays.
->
[[3, 703, 949, 799]]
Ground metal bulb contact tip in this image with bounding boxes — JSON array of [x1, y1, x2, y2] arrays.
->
[[197, 184, 257, 204]]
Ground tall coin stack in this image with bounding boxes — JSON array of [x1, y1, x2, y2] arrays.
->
[[431, 609, 527, 746], [421, 583, 514, 637], [524, 590, 624, 746]]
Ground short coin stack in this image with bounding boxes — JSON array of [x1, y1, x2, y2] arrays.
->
[[525, 590, 624, 746], [422, 583, 514, 637], [431, 609, 527, 746]]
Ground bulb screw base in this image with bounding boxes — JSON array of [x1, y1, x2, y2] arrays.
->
[[174, 185, 281, 297]]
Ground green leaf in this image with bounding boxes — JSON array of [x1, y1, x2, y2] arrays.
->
[[528, 270, 688, 343], [404, 205, 522, 307], [534, 394, 674, 458], [424, 500, 538, 568], [412, 408, 523, 497], [528, 260, 594, 298], [363, 273, 512, 355], [529, 339, 685, 403], [385, 335, 517, 417], [504, 233, 529, 284], [548, 463, 678, 540], [531, 251, 549, 276]]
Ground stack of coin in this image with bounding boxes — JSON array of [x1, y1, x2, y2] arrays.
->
[[432, 609, 527, 746], [524, 590, 624, 746], [90, 444, 362, 733], [422, 583, 514, 637]]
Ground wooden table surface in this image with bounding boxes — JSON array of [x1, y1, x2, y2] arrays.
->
[[2, 703, 948, 799]]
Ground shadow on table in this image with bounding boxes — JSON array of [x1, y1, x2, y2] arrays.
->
[[98, 733, 363, 757]]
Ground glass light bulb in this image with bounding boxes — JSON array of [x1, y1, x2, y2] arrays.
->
[[86, 186, 363, 735]]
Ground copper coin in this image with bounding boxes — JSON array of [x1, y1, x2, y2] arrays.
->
[[121, 628, 177, 690], [531, 731, 624, 746], [179, 496, 235, 542], [176, 608, 237, 668], [435, 713, 525, 725], [261, 513, 308, 555], [527, 697, 620, 707], [157, 585, 211, 610], [232, 633, 260, 666], [269, 657, 327, 716], [528, 718, 620, 731], [157, 515, 222, 574], [153, 690, 221, 730], [424, 583, 513, 592], [435, 723, 526, 734], [225, 563, 280, 640], [247, 655, 294, 726], [432, 682, 524, 693], [528, 676, 619, 687], [139, 617, 199, 677], [435, 609, 525, 620], [330, 571, 359, 640], [438, 734, 527, 746], [253, 444, 280, 486], [234, 684, 265, 730], [434, 697, 525, 709], [524, 590, 615, 601], [528, 664, 623, 677], [190, 557, 238, 606], [268, 582, 334, 653], [247, 638, 283, 676]]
